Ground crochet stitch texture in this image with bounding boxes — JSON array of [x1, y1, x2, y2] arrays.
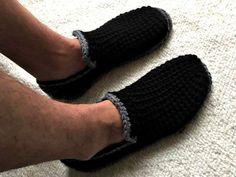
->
[[37, 6, 172, 100], [61, 55, 212, 171]]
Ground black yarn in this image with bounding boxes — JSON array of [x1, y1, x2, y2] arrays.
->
[[37, 6, 171, 100], [114, 55, 211, 142], [82, 6, 171, 68], [61, 55, 212, 171]]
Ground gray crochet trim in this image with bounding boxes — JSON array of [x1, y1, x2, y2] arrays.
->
[[73, 30, 96, 69], [87, 93, 137, 160], [201, 60, 212, 92], [156, 8, 172, 34], [104, 93, 137, 144]]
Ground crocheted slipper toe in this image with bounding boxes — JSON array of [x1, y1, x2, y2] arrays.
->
[[37, 6, 172, 100], [61, 54, 212, 171]]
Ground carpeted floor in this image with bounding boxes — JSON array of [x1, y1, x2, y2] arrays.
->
[[0, 0, 236, 176]]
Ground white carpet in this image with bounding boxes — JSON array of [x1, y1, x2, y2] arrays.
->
[[0, 0, 236, 176]]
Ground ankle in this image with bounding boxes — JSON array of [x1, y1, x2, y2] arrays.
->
[[96, 100, 124, 145], [54, 101, 123, 161], [80, 101, 123, 160], [76, 101, 123, 160], [37, 37, 86, 81]]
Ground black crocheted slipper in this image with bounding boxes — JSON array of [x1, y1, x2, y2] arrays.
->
[[61, 54, 212, 171], [37, 6, 172, 100]]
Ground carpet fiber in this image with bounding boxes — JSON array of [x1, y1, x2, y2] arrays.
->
[[0, 0, 235, 176]]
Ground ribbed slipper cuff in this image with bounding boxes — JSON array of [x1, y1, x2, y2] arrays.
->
[[103, 93, 137, 144], [73, 30, 96, 69]]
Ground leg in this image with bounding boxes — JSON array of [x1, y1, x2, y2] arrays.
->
[[0, 69, 123, 172], [0, 0, 85, 81]]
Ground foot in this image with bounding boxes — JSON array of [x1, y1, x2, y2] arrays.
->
[[61, 54, 212, 171], [37, 6, 172, 100]]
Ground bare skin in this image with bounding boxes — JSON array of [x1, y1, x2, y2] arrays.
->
[[0, 70, 123, 172], [0, 0, 85, 81], [0, 0, 123, 172]]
